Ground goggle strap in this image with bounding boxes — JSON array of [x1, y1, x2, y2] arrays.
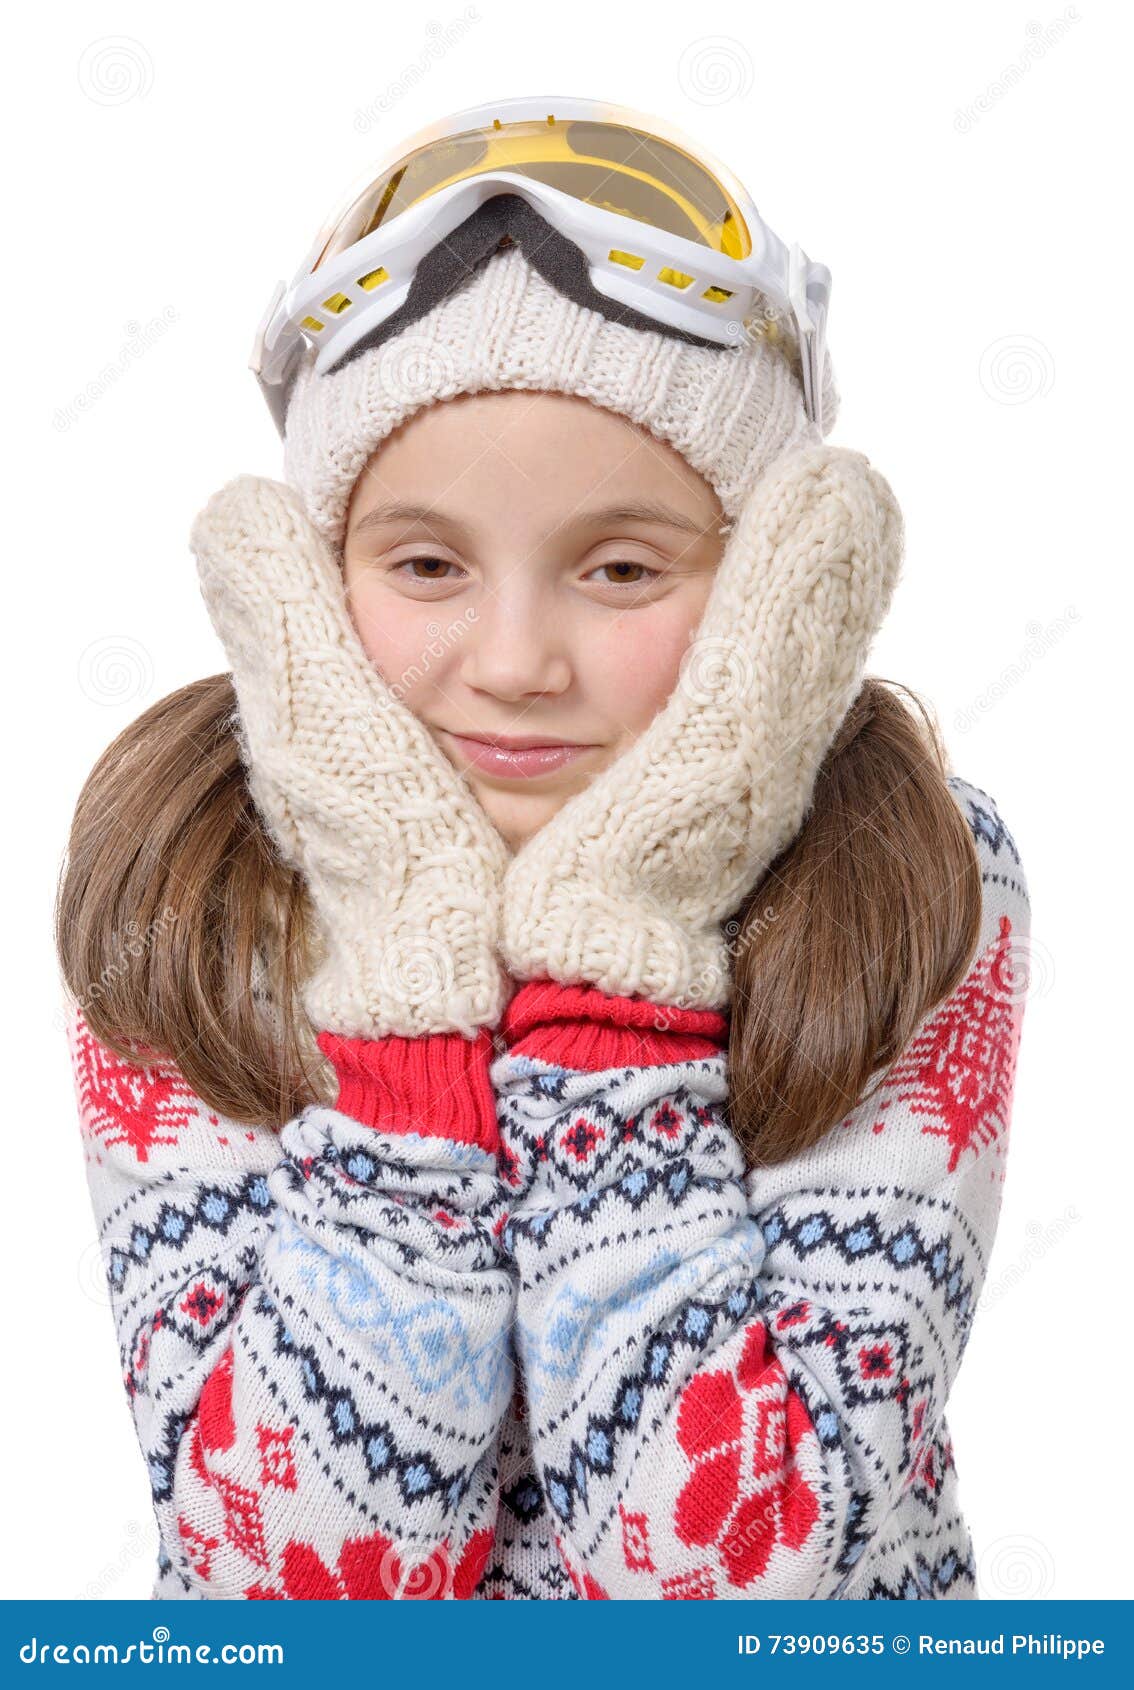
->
[[788, 244, 830, 431], [250, 278, 303, 438]]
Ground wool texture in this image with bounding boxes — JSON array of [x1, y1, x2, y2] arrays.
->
[[189, 473, 512, 1041], [69, 776, 1028, 1600]]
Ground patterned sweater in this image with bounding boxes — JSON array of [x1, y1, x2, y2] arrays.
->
[[67, 775, 1028, 1601]]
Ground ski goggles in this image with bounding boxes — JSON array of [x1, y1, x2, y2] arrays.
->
[[250, 95, 832, 435]]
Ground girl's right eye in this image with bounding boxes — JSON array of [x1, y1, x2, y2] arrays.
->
[[390, 555, 464, 583]]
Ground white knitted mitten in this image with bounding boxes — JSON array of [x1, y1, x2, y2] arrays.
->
[[499, 442, 904, 1011], [190, 474, 511, 1040]]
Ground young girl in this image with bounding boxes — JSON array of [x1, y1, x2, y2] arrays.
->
[[56, 99, 1029, 1601]]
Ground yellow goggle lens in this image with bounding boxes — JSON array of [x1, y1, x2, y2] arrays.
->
[[314, 117, 751, 271]]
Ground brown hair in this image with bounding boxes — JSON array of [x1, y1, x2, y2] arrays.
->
[[54, 674, 980, 1168], [726, 680, 981, 1166]]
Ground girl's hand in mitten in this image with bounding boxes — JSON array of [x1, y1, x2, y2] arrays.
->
[[190, 474, 512, 1040], [499, 441, 904, 1010]]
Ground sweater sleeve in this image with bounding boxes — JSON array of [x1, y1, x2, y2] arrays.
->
[[492, 779, 1029, 1600], [68, 1010, 515, 1600]]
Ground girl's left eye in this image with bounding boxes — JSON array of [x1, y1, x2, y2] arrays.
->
[[585, 560, 663, 589]]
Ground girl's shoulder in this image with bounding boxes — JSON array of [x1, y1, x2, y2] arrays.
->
[[944, 772, 1031, 950], [748, 773, 1032, 1209], [65, 1000, 283, 1194]]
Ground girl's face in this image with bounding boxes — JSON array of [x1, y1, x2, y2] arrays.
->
[[342, 389, 726, 850]]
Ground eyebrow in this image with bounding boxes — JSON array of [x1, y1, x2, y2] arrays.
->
[[349, 498, 712, 540], [350, 501, 474, 539]]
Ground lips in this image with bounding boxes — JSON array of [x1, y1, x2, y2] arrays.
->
[[442, 730, 598, 780]]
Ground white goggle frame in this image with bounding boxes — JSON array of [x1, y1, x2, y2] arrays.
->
[[251, 95, 831, 434]]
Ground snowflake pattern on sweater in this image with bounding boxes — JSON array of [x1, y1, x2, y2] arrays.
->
[[68, 775, 1027, 1600]]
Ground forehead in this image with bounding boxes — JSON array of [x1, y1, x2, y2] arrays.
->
[[349, 390, 722, 520]]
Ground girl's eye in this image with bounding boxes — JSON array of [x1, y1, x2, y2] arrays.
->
[[586, 560, 662, 589], [392, 555, 462, 583]]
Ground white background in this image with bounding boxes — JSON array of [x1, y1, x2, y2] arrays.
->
[[6, 0, 1129, 1601]]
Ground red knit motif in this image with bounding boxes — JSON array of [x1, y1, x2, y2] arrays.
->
[[251, 1525, 497, 1601], [71, 1018, 197, 1163], [197, 1348, 236, 1450], [869, 915, 1024, 1173], [671, 1321, 820, 1589]]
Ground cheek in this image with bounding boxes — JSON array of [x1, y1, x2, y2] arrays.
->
[[346, 580, 444, 709], [590, 594, 711, 734]]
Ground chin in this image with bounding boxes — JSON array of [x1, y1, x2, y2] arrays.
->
[[474, 785, 573, 850]]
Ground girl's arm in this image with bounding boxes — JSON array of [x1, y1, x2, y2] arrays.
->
[[493, 783, 1028, 1599], [71, 1008, 514, 1600], [77, 469, 520, 1599]]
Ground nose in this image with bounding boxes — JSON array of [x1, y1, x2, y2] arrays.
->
[[458, 583, 573, 701]]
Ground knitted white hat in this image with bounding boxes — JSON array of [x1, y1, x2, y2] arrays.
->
[[280, 241, 840, 554]]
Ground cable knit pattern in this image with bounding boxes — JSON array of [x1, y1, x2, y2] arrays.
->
[[499, 442, 904, 1011], [67, 776, 1026, 1600], [189, 474, 511, 1040], [280, 245, 839, 554]]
